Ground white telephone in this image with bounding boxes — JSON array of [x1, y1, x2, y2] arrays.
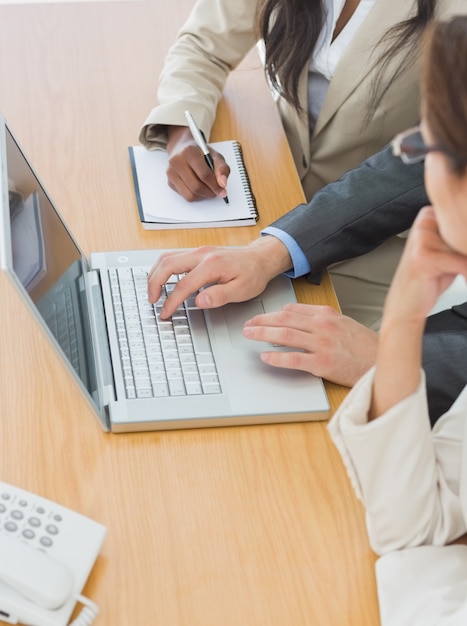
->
[[0, 482, 107, 626]]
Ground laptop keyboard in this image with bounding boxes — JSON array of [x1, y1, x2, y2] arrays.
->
[[108, 267, 221, 399]]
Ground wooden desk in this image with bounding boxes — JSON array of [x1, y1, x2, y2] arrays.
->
[[0, 2, 379, 624]]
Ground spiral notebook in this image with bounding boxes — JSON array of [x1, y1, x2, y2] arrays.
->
[[129, 140, 258, 230]]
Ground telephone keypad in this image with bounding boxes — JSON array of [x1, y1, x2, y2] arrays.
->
[[0, 487, 64, 551]]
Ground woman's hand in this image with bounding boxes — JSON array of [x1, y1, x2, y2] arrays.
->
[[165, 126, 230, 201], [383, 206, 467, 326], [371, 206, 467, 420]]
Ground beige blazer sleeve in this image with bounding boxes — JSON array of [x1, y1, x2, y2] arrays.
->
[[139, 0, 467, 200], [328, 368, 467, 554], [139, 0, 257, 149]]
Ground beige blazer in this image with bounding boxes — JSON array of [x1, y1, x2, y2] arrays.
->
[[328, 369, 467, 625], [140, 0, 467, 200]]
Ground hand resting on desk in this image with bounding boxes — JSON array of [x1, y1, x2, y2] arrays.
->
[[166, 125, 229, 201], [147, 237, 378, 386]]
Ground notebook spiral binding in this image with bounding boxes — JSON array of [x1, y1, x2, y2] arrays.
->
[[233, 141, 258, 221]]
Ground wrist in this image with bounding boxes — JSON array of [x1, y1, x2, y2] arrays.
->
[[248, 236, 293, 280], [166, 125, 192, 152], [379, 307, 427, 339], [376, 316, 424, 383]]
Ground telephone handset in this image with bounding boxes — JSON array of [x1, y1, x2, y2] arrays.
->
[[0, 482, 107, 626]]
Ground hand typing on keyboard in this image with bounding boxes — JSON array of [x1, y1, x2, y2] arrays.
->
[[147, 239, 292, 319]]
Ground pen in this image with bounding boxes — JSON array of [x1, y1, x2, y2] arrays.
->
[[184, 110, 229, 204]]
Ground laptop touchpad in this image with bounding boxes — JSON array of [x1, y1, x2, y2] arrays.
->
[[223, 300, 267, 350]]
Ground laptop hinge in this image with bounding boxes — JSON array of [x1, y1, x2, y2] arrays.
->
[[81, 270, 116, 413]]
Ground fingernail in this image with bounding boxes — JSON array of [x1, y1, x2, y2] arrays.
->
[[197, 293, 211, 307], [219, 175, 227, 188]]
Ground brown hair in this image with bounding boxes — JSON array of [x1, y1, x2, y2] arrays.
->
[[422, 15, 467, 174], [255, 0, 437, 116]]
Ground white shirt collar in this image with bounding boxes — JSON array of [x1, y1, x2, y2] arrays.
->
[[311, 0, 376, 80]]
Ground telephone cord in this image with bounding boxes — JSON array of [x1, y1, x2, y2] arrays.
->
[[68, 595, 99, 626]]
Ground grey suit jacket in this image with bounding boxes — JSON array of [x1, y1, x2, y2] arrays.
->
[[271, 144, 427, 281], [273, 144, 467, 425]]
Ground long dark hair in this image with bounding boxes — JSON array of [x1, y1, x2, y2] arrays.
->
[[255, 0, 437, 116], [422, 16, 467, 174]]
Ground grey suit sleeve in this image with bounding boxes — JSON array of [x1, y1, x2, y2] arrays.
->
[[270, 144, 428, 281]]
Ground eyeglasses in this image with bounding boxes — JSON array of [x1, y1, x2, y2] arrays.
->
[[391, 126, 451, 164]]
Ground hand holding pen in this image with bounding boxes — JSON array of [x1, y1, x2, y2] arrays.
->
[[184, 110, 229, 204]]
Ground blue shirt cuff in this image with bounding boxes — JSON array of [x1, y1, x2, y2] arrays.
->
[[261, 227, 311, 278]]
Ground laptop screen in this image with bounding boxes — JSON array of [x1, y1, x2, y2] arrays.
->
[[0, 119, 98, 403]]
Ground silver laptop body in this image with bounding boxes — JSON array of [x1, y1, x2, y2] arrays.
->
[[0, 114, 330, 432]]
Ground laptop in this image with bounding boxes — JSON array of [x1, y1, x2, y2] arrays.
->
[[0, 114, 330, 432]]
